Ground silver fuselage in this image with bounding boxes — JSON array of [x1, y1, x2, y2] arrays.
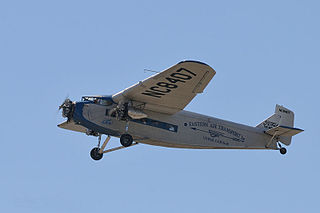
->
[[72, 101, 275, 150]]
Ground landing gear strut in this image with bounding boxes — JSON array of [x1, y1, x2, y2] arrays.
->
[[89, 134, 138, 161], [90, 135, 106, 161], [266, 132, 288, 155]]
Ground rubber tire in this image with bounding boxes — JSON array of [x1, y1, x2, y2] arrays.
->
[[280, 147, 287, 155], [120, 134, 133, 147], [90, 147, 103, 160]]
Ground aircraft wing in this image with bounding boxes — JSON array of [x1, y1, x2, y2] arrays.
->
[[112, 60, 216, 114], [57, 120, 87, 133]]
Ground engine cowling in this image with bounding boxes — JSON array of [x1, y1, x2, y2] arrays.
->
[[59, 99, 74, 119], [128, 107, 148, 119]]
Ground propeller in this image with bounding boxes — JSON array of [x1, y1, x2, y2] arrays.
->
[[59, 98, 70, 110], [58, 98, 74, 119]]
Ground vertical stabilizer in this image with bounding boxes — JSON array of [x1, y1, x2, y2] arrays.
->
[[257, 105, 294, 130], [275, 105, 294, 127], [257, 105, 296, 145]]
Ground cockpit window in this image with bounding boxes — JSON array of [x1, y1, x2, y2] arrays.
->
[[82, 97, 95, 102], [82, 96, 114, 106]]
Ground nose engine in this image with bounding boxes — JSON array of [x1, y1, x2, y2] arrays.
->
[[59, 98, 74, 119]]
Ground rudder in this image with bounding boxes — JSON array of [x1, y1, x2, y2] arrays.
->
[[257, 105, 296, 145], [257, 104, 294, 129]]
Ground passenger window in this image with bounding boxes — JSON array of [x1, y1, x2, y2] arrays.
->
[[99, 99, 113, 106]]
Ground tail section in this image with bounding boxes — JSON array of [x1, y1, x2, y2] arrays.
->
[[257, 105, 302, 145]]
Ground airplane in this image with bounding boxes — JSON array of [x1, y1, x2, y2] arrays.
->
[[58, 60, 303, 160]]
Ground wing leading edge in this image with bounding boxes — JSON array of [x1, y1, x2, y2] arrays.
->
[[112, 60, 216, 114]]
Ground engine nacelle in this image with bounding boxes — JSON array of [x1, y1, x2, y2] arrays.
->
[[59, 99, 74, 119], [128, 107, 148, 119]]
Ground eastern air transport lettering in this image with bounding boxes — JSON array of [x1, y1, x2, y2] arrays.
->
[[189, 121, 246, 142], [141, 68, 196, 98]]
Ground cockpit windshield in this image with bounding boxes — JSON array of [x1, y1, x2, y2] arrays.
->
[[81, 96, 114, 106]]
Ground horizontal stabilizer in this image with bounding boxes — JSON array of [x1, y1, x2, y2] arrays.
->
[[265, 125, 304, 137]]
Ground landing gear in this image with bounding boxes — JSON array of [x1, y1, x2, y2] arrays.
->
[[89, 135, 109, 161], [278, 142, 287, 155], [280, 147, 287, 155], [266, 132, 288, 155], [90, 147, 103, 160], [89, 134, 138, 160], [120, 134, 133, 147]]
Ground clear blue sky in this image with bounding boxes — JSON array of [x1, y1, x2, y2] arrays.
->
[[1, 0, 319, 212]]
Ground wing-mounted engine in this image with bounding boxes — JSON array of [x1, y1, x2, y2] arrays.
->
[[110, 99, 148, 121], [127, 107, 147, 119]]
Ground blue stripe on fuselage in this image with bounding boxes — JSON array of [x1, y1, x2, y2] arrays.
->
[[73, 102, 120, 136]]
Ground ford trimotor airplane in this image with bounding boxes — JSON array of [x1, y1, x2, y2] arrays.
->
[[58, 60, 303, 160]]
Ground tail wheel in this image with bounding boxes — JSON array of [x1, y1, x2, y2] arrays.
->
[[120, 134, 133, 147], [280, 147, 287, 155]]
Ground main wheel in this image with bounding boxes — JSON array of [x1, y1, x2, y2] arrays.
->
[[280, 147, 287, 155], [120, 134, 133, 147], [90, 147, 103, 160]]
